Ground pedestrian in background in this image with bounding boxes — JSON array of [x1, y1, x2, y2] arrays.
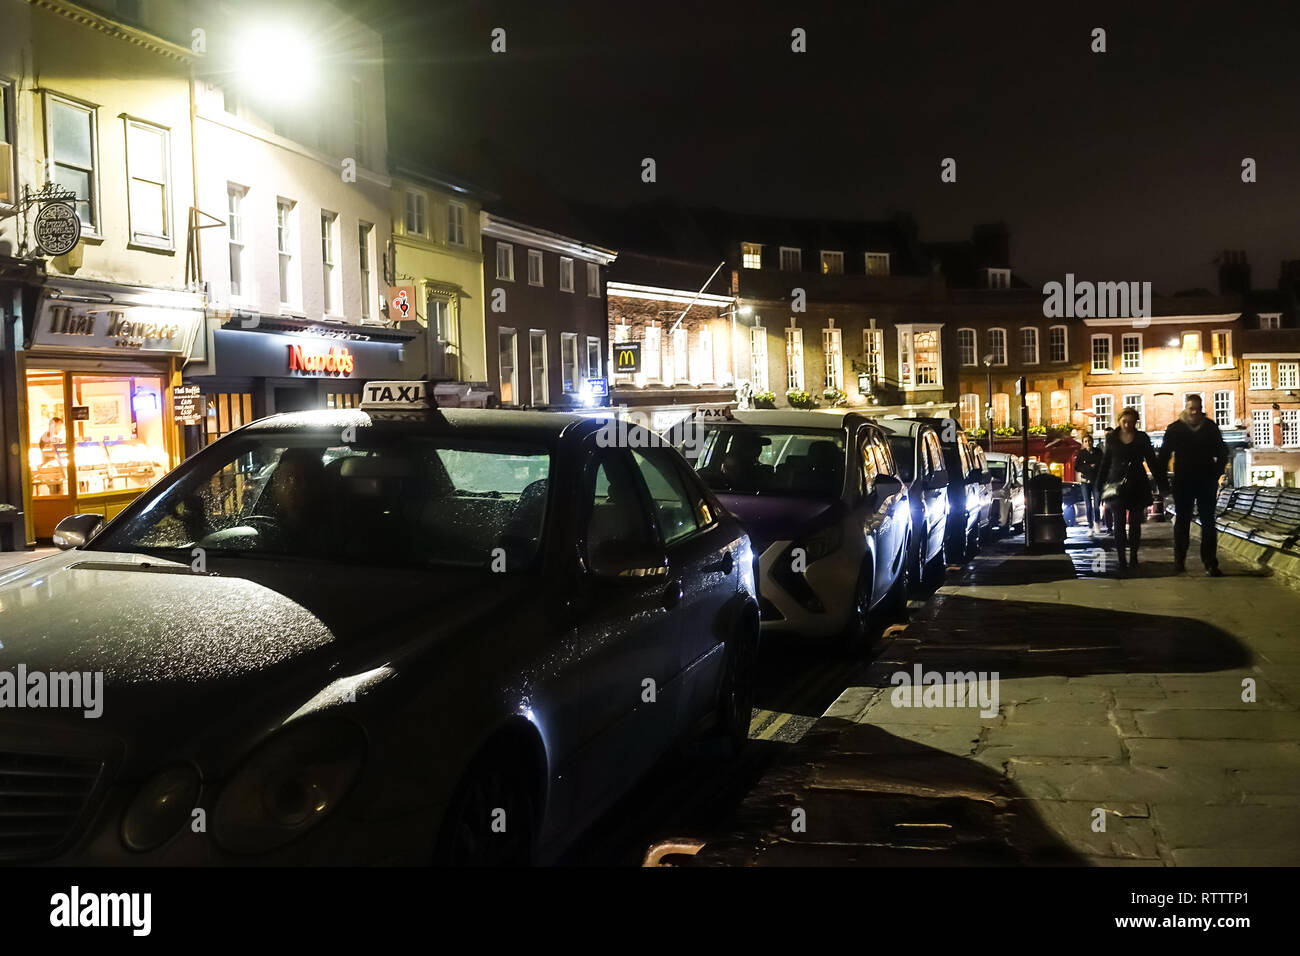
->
[[1074, 432, 1102, 534], [1158, 394, 1229, 576], [1098, 408, 1165, 575], [1096, 426, 1117, 535]]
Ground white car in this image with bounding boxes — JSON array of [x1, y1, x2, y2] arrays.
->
[[985, 451, 1026, 536]]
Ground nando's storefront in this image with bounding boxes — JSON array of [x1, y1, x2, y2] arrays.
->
[[182, 314, 418, 451], [18, 277, 205, 541]]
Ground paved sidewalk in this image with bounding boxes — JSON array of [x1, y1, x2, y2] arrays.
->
[[697, 522, 1300, 866], [0, 547, 57, 572]]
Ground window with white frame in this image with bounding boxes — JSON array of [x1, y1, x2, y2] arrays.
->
[[529, 330, 548, 404], [1049, 325, 1068, 362], [779, 247, 801, 271], [992, 393, 1010, 428], [1121, 332, 1142, 371], [1092, 394, 1114, 432], [913, 328, 940, 386], [741, 242, 762, 269], [1282, 410, 1300, 447], [644, 324, 662, 382], [1213, 390, 1233, 428], [1091, 334, 1112, 372], [1261, 314, 1282, 330], [446, 201, 466, 246], [696, 328, 714, 383], [429, 298, 452, 343], [985, 268, 1010, 289], [561, 332, 579, 393], [48, 95, 99, 232], [125, 118, 171, 247], [358, 222, 372, 320], [586, 262, 600, 297], [750, 326, 768, 391], [227, 185, 246, 298], [0, 81, 13, 205], [959, 394, 980, 430], [1021, 327, 1039, 364], [864, 252, 890, 276], [1211, 330, 1232, 367], [673, 327, 688, 383], [276, 198, 295, 306], [498, 328, 518, 404], [1050, 390, 1070, 425], [988, 328, 1007, 365], [1278, 362, 1299, 389], [1122, 394, 1145, 430], [404, 190, 426, 236], [320, 212, 338, 315], [1249, 362, 1271, 389], [495, 242, 514, 281], [785, 328, 805, 390], [1025, 391, 1042, 426], [820, 251, 844, 275], [862, 328, 883, 383], [586, 335, 602, 382], [527, 249, 543, 286], [559, 257, 574, 292], [958, 328, 976, 366], [1182, 331, 1203, 370], [823, 327, 843, 390], [1252, 409, 1273, 447]]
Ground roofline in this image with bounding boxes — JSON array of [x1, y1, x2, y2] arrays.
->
[[481, 212, 618, 264]]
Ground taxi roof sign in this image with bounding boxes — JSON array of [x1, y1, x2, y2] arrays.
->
[[361, 381, 433, 410]]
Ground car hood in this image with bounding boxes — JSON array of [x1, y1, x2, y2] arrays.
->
[[715, 494, 837, 549], [0, 549, 518, 749]]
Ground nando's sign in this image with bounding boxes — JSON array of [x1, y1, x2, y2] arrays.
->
[[288, 343, 355, 376]]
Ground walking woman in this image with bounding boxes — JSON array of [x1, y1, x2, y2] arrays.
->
[[1097, 407, 1167, 575]]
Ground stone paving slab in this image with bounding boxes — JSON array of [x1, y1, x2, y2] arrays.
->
[[695, 523, 1300, 867]]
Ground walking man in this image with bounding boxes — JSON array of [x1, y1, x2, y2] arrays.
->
[[1074, 432, 1102, 534], [1157, 395, 1229, 576]]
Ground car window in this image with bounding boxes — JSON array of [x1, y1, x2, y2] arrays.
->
[[584, 450, 655, 564], [924, 431, 945, 474], [886, 435, 914, 482], [692, 424, 844, 497], [632, 447, 701, 544], [859, 435, 881, 490], [872, 434, 896, 477]]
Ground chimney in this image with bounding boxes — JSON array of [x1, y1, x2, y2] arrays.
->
[[1218, 249, 1251, 295]]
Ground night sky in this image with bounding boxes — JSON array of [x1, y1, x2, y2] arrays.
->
[[346, 0, 1300, 294]]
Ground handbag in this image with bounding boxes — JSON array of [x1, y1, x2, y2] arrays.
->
[[1101, 477, 1127, 501]]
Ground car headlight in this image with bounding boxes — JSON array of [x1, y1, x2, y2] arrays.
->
[[797, 524, 843, 564], [121, 764, 202, 852], [213, 716, 366, 855]]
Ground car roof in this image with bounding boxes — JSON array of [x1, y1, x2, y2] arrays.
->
[[984, 451, 1015, 462], [876, 417, 931, 437], [724, 409, 873, 430], [239, 407, 606, 442]]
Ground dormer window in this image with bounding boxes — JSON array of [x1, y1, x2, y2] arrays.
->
[[741, 242, 762, 269], [983, 268, 1011, 289], [864, 252, 890, 276]]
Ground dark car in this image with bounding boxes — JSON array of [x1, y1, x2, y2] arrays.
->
[[916, 417, 988, 561], [879, 418, 950, 593], [0, 383, 758, 866], [687, 409, 909, 643]]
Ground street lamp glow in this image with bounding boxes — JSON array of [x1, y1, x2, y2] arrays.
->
[[234, 24, 318, 105]]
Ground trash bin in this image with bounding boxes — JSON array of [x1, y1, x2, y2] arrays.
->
[[1025, 474, 1066, 553]]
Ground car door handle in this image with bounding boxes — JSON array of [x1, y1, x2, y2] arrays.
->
[[704, 551, 733, 574], [662, 580, 683, 610]]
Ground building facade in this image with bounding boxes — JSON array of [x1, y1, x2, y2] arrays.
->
[[1, 0, 205, 543], [481, 211, 614, 409]]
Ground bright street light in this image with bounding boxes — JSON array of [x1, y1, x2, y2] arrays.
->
[[234, 22, 319, 105]]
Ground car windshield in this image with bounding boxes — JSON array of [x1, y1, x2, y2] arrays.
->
[[986, 460, 1008, 484], [90, 434, 552, 569], [691, 424, 845, 497], [886, 436, 915, 482]]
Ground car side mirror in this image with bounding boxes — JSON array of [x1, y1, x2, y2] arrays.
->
[[872, 474, 902, 499], [589, 539, 669, 580], [53, 513, 105, 550]]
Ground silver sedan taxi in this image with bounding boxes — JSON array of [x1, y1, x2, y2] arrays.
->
[[0, 383, 758, 866]]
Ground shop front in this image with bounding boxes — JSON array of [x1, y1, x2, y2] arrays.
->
[[184, 316, 419, 449], [20, 279, 204, 540]]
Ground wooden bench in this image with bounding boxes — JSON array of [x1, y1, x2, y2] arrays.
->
[[1209, 485, 1300, 556]]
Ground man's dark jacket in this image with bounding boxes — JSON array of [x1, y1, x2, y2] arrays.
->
[[1157, 412, 1228, 487], [1073, 446, 1102, 483]]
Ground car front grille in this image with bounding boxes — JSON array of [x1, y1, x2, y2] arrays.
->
[[0, 750, 105, 862]]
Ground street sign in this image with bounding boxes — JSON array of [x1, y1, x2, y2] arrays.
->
[[173, 385, 202, 425], [613, 342, 641, 373], [33, 201, 81, 257]]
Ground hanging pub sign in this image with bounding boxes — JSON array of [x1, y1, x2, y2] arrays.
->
[[24, 183, 82, 257]]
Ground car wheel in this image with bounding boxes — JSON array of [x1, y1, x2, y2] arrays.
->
[[714, 615, 759, 756], [923, 538, 947, 591], [434, 742, 538, 867], [841, 558, 874, 648]]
